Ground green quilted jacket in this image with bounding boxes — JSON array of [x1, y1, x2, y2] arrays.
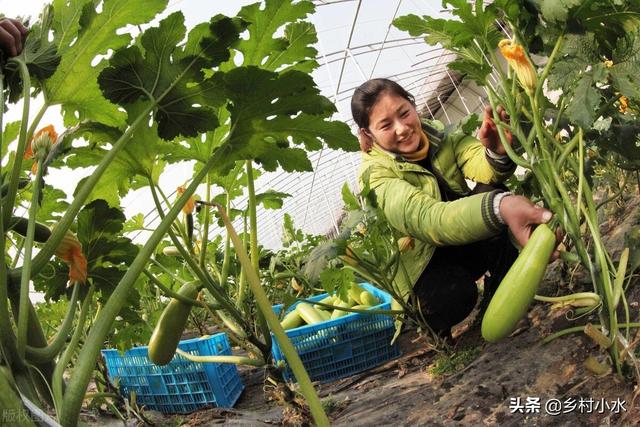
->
[[358, 119, 515, 301]]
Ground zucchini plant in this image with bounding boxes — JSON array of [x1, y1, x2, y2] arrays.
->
[[0, 1, 357, 426], [393, 0, 640, 376]]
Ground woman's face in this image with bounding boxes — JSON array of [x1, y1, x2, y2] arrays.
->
[[365, 92, 421, 155]]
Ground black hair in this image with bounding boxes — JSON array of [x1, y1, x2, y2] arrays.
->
[[350, 78, 416, 129]]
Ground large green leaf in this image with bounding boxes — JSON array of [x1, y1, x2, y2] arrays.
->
[[65, 104, 170, 205], [255, 190, 291, 210], [212, 66, 356, 174], [33, 199, 139, 301], [611, 31, 640, 100], [46, 0, 168, 127], [236, 0, 317, 72], [539, 0, 582, 23], [98, 12, 245, 140]]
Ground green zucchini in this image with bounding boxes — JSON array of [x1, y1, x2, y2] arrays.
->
[[360, 290, 378, 306], [148, 281, 200, 365], [297, 303, 325, 325], [316, 309, 331, 321], [481, 224, 556, 342], [349, 283, 366, 304], [9, 216, 51, 243], [280, 308, 304, 330], [330, 299, 353, 319]]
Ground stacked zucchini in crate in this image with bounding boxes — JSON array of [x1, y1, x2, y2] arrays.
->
[[272, 283, 401, 382]]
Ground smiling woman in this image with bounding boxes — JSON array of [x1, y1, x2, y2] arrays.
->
[[351, 78, 556, 339]]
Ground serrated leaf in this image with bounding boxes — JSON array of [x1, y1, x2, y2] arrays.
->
[[255, 190, 291, 210], [123, 213, 146, 233], [98, 13, 244, 140], [565, 74, 602, 129], [319, 267, 354, 298], [212, 66, 356, 174], [460, 113, 482, 134], [77, 199, 139, 300], [341, 182, 360, 211], [47, 0, 168, 127], [66, 103, 170, 205], [36, 185, 70, 225], [236, 0, 316, 72], [34, 199, 139, 301], [540, 0, 582, 23], [611, 31, 640, 100]]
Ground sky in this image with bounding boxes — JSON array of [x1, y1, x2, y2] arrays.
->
[[0, 0, 450, 249]]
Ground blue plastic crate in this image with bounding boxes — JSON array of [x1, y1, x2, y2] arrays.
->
[[101, 333, 244, 414], [272, 283, 401, 383]]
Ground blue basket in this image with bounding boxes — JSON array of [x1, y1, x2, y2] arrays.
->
[[272, 283, 401, 383], [101, 333, 244, 414]]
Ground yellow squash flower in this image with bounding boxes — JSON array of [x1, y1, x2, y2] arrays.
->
[[24, 125, 58, 174], [54, 231, 88, 285], [603, 59, 614, 68], [619, 96, 629, 113], [176, 186, 196, 215], [498, 39, 537, 93]]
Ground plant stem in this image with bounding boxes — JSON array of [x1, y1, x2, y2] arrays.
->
[[25, 283, 79, 363], [54, 285, 93, 419], [142, 269, 219, 309], [216, 204, 330, 427], [245, 161, 271, 352], [199, 174, 211, 271], [2, 58, 30, 230], [17, 157, 44, 359], [175, 349, 264, 367]]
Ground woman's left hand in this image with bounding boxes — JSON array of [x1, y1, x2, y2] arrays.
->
[[477, 105, 512, 156]]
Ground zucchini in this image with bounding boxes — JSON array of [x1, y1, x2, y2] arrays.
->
[[330, 299, 353, 319], [297, 303, 325, 325], [9, 216, 51, 243], [148, 281, 200, 365], [280, 308, 304, 330], [314, 295, 336, 310], [360, 290, 379, 306], [481, 224, 556, 342], [351, 304, 372, 310], [349, 282, 366, 304], [316, 309, 331, 321], [162, 246, 182, 257]]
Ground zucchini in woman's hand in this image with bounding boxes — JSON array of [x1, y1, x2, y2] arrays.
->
[[481, 224, 556, 342]]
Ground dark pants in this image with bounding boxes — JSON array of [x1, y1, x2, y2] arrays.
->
[[413, 184, 518, 336]]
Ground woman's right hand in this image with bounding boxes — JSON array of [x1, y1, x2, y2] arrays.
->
[[499, 195, 554, 249]]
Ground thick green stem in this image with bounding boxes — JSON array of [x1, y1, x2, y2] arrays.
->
[[535, 34, 564, 103], [216, 204, 329, 427], [17, 158, 44, 359], [199, 174, 212, 271], [220, 192, 232, 285], [25, 284, 79, 363], [3, 58, 31, 229], [54, 286, 93, 419], [60, 153, 217, 426], [245, 161, 271, 352]]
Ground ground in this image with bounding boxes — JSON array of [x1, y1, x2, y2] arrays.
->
[[89, 196, 640, 426]]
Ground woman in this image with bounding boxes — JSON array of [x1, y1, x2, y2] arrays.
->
[[351, 78, 553, 338]]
